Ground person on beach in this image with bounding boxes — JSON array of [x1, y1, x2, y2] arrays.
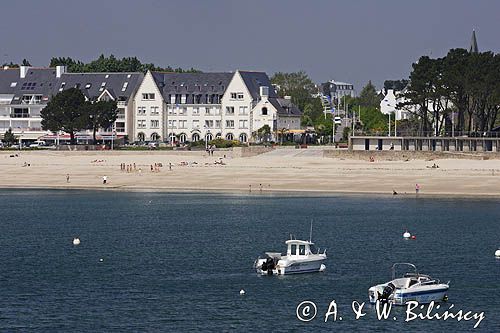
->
[[103, 175, 107, 184], [415, 183, 420, 194], [66, 174, 70, 183], [169, 162, 172, 171]]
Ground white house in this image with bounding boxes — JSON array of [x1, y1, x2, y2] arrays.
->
[[380, 89, 411, 121]]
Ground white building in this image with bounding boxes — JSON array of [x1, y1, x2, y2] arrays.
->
[[322, 79, 355, 101], [132, 70, 302, 143], [380, 89, 411, 121], [0, 65, 143, 142]]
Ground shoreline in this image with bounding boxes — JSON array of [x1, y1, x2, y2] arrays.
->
[[2, 184, 500, 199], [2, 149, 500, 199]]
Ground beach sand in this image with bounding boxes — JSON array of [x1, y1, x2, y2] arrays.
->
[[1, 148, 500, 197]]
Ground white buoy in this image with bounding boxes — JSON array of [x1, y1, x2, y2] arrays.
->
[[73, 237, 81, 246], [403, 231, 411, 239], [99, 258, 104, 262], [239, 289, 245, 295], [495, 249, 500, 258]]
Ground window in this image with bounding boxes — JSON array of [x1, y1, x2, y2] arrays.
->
[[181, 94, 187, 104], [142, 93, 155, 100], [205, 120, 214, 128], [85, 83, 91, 89], [299, 245, 305, 255], [168, 120, 177, 128], [214, 108, 221, 115], [291, 244, 297, 255], [204, 107, 211, 115], [215, 120, 221, 128], [192, 133, 200, 142], [239, 120, 248, 129], [137, 107, 146, 115], [12, 108, 29, 118], [226, 120, 234, 128], [230, 92, 237, 99], [239, 106, 248, 115], [226, 107, 235, 115], [179, 107, 187, 115], [178, 120, 187, 129], [239, 133, 248, 143], [262, 107, 268, 115], [121, 82, 128, 92], [226, 133, 234, 140], [137, 132, 145, 141], [151, 120, 159, 128], [193, 120, 200, 129], [105, 74, 109, 79], [151, 133, 160, 141], [150, 106, 159, 115], [137, 120, 146, 128], [170, 95, 176, 104], [193, 107, 200, 116], [237, 93, 244, 100], [10, 82, 17, 87], [179, 133, 187, 143], [101, 82, 106, 87]]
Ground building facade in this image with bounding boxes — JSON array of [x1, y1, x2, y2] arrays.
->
[[0, 65, 143, 142], [131, 70, 302, 143]]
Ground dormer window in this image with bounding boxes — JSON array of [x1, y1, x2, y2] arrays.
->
[[101, 82, 106, 87], [105, 74, 109, 78], [10, 82, 17, 87], [121, 82, 128, 92], [262, 107, 268, 116], [85, 83, 91, 89], [127, 74, 131, 78]]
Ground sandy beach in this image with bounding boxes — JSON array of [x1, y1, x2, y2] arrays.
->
[[1, 148, 500, 197]]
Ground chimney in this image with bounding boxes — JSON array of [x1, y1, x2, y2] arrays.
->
[[56, 65, 66, 78], [20, 65, 29, 78], [259, 86, 269, 98]]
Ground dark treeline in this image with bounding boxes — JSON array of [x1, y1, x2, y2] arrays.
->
[[399, 48, 500, 135], [3, 55, 201, 73]]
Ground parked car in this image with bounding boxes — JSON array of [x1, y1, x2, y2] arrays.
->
[[29, 140, 46, 148]]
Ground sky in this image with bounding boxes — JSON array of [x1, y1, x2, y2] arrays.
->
[[1, 0, 499, 91]]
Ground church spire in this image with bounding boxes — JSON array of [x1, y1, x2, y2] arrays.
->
[[469, 30, 478, 53]]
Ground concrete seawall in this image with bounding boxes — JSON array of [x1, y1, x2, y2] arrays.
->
[[232, 146, 274, 157], [323, 149, 497, 160]]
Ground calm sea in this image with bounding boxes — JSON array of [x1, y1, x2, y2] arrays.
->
[[0, 190, 498, 332]]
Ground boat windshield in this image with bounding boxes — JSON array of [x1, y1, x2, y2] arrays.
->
[[309, 244, 318, 254]]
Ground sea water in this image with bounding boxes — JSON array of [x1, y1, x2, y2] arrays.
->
[[0, 190, 498, 332]]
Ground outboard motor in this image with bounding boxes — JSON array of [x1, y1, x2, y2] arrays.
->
[[265, 258, 275, 275], [380, 283, 395, 303]]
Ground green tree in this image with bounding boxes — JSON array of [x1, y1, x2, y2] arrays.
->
[[358, 80, 380, 108], [87, 100, 118, 144], [255, 125, 271, 142], [271, 71, 317, 111], [21, 59, 31, 66], [41, 88, 88, 144], [3, 128, 16, 146]]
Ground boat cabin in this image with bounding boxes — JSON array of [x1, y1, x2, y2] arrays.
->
[[285, 239, 317, 257]]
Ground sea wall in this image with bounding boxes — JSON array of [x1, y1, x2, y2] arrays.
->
[[323, 150, 497, 160], [232, 146, 274, 157]]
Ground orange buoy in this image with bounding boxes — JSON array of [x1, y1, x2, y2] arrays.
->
[[411, 235, 416, 240]]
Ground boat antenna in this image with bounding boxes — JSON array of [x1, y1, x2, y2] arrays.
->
[[309, 219, 313, 242]]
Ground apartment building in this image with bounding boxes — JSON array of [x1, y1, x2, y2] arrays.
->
[[132, 70, 302, 143]]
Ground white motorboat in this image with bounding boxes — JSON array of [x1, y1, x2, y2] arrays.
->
[[254, 237, 327, 275], [369, 263, 449, 305]]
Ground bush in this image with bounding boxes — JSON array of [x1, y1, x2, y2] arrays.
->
[[208, 138, 242, 148]]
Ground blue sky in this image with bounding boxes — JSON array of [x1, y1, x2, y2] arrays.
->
[[1, 0, 498, 91]]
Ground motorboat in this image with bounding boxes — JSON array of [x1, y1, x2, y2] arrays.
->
[[369, 263, 449, 305], [254, 236, 327, 275]]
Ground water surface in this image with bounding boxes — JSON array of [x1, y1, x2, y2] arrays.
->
[[0, 190, 498, 332]]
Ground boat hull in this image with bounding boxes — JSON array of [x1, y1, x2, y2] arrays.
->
[[255, 258, 326, 275], [369, 285, 449, 305]]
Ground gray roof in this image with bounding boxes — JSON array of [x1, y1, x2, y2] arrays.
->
[[269, 98, 302, 116], [239, 71, 278, 99], [152, 71, 233, 104], [0, 67, 143, 104], [57, 72, 144, 102], [0, 68, 60, 104]]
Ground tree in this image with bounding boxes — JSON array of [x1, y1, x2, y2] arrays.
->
[[383, 79, 409, 91], [271, 71, 317, 111], [358, 81, 380, 108], [3, 128, 16, 146], [21, 59, 31, 66], [41, 88, 88, 144], [255, 125, 271, 142], [87, 100, 118, 144]]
